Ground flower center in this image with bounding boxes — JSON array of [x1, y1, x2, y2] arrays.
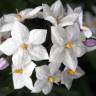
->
[[20, 43, 28, 50], [64, 42, 73, 49], [67, 69, 76, 75], [16, 14, 23, 21], [48, 76, 55, 83], [14, 69, 23, 74], [54, 16, 59, 24]]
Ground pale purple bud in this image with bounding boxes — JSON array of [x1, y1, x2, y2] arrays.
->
[[0, 58, 9, 70], [83, 38, 96, 47]]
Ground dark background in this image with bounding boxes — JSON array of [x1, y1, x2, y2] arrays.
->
[[0, 0, 96, 96]]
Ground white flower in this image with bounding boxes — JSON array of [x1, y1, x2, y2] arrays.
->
[[32, 64, 61, 95], [49, 25, 86, 71], [42, 0, 79, 27], [12, 59, 36, 90], [0, 21, 48, 65], [0, 6, 42, 32], [67, 4, 92, 38], [61, 66, 85, 90]]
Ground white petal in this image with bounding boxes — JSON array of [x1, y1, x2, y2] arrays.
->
[[32, 79, 47, 93], [51, 26, 66, 46], [73, 42, 86, 57], [74, 6, 82, 13], [59, 13, 79, 27], [35, 65, 50, 79], [63, 49, 78, 71], [29, 45, 48, 61], [45, 16, 57, 25], [25, 6, 42, 19], [3, 13, 16, 23], [42, 82, 53, 95], [51, 0, 65, 17], [12, 49, 32, 67], [66, 22, 80, 41], [0, 23, 13, 32], [67, 4, 74, 14], [12, 49, 31, 65], [19, 8, 33, 18], [12, 49, 24, 65], [49, 63, 61, 75], [24, 77, 33, 90], [61, 70, 73, 90], [12, 73, 24, 89], [81, 26, 92, 38], [74, 7, 83, 27], [49, 45, 64, 64], [53, 71, 61, 83], [29, 29, 47, 44], [24, 61, 36, 76], [42, 4, 53, 18], [74, 66, 85, 79], [0, 38, 17, 56], [11, 21, 29, 44]]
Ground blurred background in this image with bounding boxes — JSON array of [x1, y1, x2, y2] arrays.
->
[[0, 0, 96, 96]]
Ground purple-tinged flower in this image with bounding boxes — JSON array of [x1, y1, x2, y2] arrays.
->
[[0, 58, 9, 70], [83, 38, 96, 47]]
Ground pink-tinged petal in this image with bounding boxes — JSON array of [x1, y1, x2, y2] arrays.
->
[[83, 38, 96, 47]]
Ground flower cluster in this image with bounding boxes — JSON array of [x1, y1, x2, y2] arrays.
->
[[0, 0, 96, 95]]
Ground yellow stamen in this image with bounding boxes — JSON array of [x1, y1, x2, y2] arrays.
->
[[16, 14, 22, 21], [15, 69, 23, 74], [48, 76, 55, 83], [15, 8, 23, 21], [67, 69, 76, 75], [64, 42, 73, 49], [20, 43, 28, 50]]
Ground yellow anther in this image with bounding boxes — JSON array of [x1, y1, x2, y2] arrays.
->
[[67, 69, 76, 75], [15, 8, 23, 21], [64, 42, 73, 49], [20, 43, 28, 50], [16, 14, 22, 21], [48, 76, 55, 83], [15, 69, 23, 74]]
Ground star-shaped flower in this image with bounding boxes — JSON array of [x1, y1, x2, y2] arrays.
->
[[0, 6, 42, 32], [32, 64, 61, 95], [42, 0, 79, 27], [49, 25, 86, 71], [61, 66, 85, 90], [0, 21, 48, 65], [67, 4, 92, 38], [12, 59, 36, 90]]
